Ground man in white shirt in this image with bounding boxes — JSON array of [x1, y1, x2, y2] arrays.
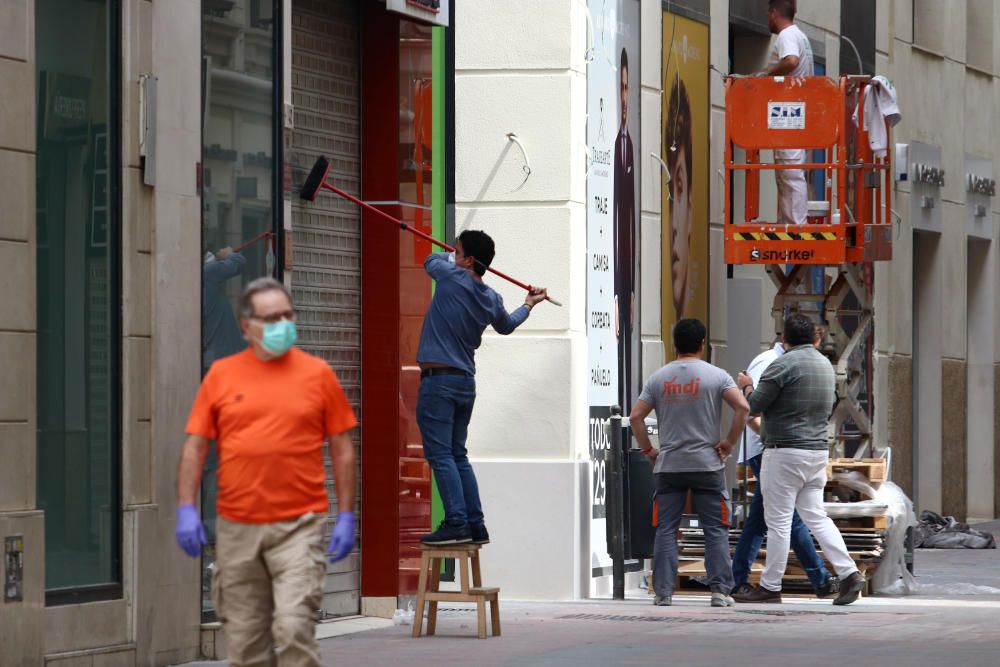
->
[[762, 0, 814, 225]]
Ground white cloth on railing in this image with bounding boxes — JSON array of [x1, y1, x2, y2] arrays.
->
[[852, 75, 901, 159]]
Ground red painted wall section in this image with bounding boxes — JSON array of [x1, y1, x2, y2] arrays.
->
[[361, 4, 402, 598], [360, 5, 435, 599]]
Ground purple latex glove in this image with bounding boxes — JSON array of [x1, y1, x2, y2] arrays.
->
[[175, 504, 207, 558], [327, 512, 355, 562]]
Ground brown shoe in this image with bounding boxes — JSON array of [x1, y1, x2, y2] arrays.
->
[[833, 572, 865, 606], [732, 584, 782, 603]]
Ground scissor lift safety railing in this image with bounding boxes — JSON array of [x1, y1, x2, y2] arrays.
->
[[724, 75, 894, 458]]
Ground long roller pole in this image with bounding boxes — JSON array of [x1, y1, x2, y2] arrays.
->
[[233, 229, 274, 252], [301, 156, 562, 307]]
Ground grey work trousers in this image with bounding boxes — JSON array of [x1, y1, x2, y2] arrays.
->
[[653, 469, 734, 597]]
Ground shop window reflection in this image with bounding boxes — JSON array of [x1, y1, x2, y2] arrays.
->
[[200, 0, 277, 619], [397, 20, 435, 594], [397, 203, 435, 593], [36, 0, 120, 596], [399, 21, 434, 209]]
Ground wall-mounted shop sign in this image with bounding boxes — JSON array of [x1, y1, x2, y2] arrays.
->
[[387, 0, 449, 26], [965, 155, 994, 241], [910, 142, 942, 234], [911, 163, 945, 187], [966, 173, 996, 197]]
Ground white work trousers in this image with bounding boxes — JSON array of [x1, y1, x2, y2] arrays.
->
[[774, 149, 807, 225], [759, 447, 858, 591]]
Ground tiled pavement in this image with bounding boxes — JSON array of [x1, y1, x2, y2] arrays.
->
[[181, 524, 1000, 667]]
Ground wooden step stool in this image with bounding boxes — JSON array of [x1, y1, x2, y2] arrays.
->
[[412, 543, 501, 639]]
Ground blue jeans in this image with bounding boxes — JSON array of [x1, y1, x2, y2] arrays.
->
[[416, 374, 483, 528], [731, 454, 830, 589], [654, 470, 734, 597]]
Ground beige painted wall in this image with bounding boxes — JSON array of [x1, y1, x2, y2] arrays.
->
[[882, 0, 1000, 519], [146, 0, 204, 663], [454, 0, 587, 465], [453, 0, 668, 598]]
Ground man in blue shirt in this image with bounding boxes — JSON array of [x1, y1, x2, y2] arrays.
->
[[417, 230, 547, 545], [202, 246, 247, 367]]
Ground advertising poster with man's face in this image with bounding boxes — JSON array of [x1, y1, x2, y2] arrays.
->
[[615, 0, 641, 417], [586, 0, 641, 584], [661, 12, 709, 356]]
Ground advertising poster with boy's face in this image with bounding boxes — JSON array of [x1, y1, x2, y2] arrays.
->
[[662, 13, 709, 356]]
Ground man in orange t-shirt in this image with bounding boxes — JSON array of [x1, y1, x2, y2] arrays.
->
[[175, 277, 357, 667]]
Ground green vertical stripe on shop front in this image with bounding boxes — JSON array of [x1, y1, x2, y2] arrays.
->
[[432, 25, 446, 243], [430, 24, 446, 532]]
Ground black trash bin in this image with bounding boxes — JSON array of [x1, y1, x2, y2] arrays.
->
[[623, 417, 658, 560]]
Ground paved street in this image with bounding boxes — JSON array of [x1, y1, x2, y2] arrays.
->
[[184, 530, 1000, 667], [320, 585, 1000, 667]]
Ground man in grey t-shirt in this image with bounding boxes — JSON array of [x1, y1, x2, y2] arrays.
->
[[630, 319, 749, 607]]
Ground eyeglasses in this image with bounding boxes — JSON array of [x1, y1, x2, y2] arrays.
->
[[250, 310, 295, 324]]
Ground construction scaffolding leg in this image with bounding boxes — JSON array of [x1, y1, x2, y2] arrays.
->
[[765, 263, 877, 460]]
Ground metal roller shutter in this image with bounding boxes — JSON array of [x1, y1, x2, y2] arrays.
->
[[289, 0, 362, 618]]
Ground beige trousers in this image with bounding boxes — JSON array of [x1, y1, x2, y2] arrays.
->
[[213, 513, 326, 667]]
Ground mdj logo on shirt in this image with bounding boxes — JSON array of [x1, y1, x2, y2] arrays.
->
[[661, 377, 701, 401]]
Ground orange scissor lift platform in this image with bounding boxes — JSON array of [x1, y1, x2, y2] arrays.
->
[[723, 75, 893, 266], [723, 75, 897, 459]]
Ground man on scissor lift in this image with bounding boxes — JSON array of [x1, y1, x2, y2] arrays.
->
[[760, 0, 814, 225]]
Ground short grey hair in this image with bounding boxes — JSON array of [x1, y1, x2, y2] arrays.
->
[[239, 277, 293, 319]]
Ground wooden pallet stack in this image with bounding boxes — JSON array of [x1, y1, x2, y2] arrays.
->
[[823, 457, 889, 588], [671, 457, 888, 596]]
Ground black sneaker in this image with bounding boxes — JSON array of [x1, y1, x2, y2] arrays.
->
[[421, 522, 472, 545], [730, 582, 754, 597], [814, 575, 840, 599], [470, 524, 490, 545]]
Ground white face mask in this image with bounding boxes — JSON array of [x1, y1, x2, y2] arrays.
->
[[447, 251, 456, 264]]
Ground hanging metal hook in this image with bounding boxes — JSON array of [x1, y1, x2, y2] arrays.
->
[[650, 152, 671, 201], [505, 133, 532, 192]]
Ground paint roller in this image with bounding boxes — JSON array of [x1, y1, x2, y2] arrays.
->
[[299, 156, 562, 307]]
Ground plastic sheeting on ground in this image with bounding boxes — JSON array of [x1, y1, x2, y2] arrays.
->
[[914, 510, 997, 550], [832, 471, 1000, 595], [824, 500, 889, 518]]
